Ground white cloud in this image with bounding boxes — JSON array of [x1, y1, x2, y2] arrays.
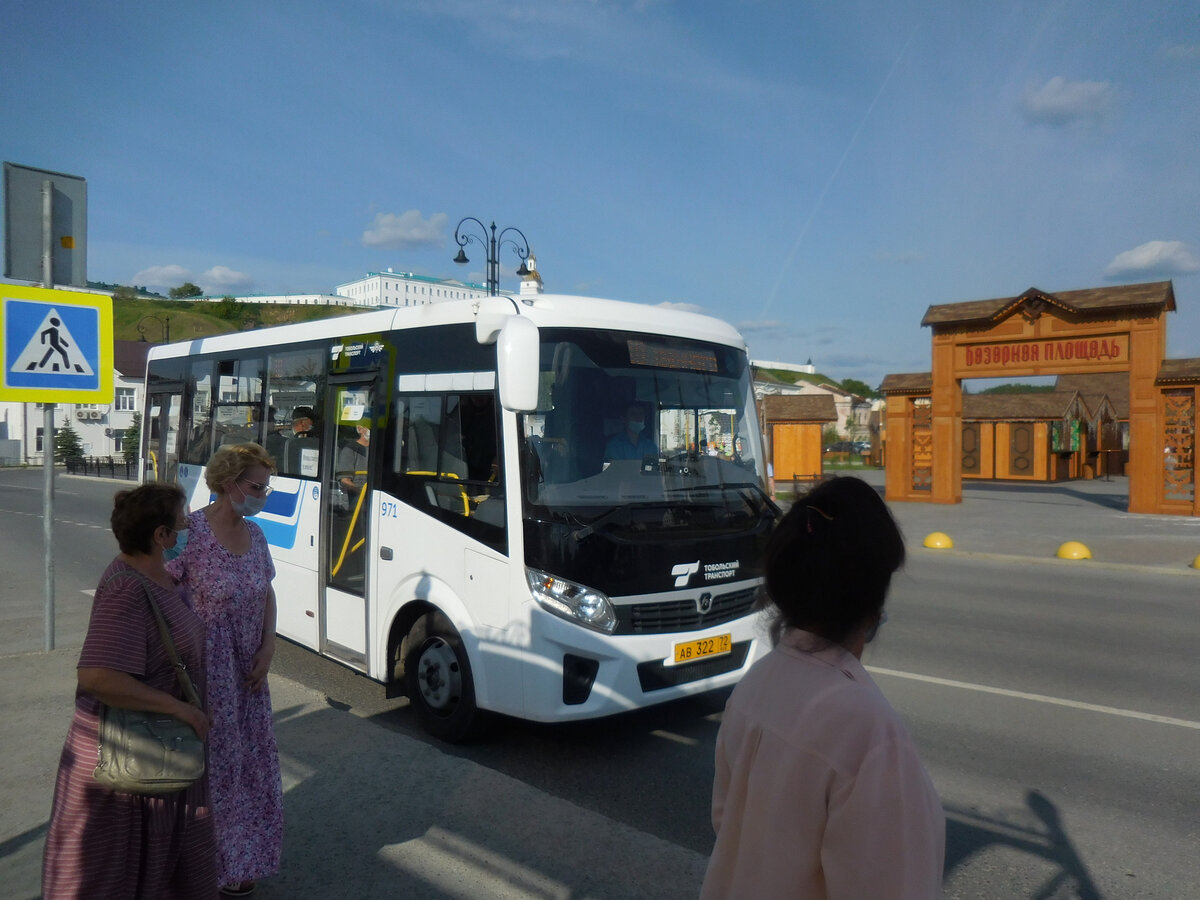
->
[[131, 264, 193, 292], [361, 210, 449, 249], [1104, 241, 1200, 279], [1020, 76, 1116, 125], [129, 263, 255, 295], [202, 265, 254, 293]]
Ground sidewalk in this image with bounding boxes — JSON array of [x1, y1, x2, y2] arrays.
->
[[819, 470, 1200, 574], [0, 649, 708, 900]]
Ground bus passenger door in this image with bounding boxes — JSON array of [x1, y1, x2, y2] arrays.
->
[[144, 383, 184, 483], [320, 378, 377, 668]]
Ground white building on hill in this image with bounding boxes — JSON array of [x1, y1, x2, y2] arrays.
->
[[335, 269, 491, 307]]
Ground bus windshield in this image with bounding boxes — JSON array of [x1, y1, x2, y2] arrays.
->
[[519, 327, 771, 536]]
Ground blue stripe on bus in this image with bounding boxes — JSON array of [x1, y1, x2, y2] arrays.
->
[[249, 485, 303, 550], [254, 516, 300, 550], [197, 480, 305, 551], [262, 487, 299, 517]]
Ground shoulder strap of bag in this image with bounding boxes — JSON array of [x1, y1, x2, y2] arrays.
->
[[99, 568, 203, 709]]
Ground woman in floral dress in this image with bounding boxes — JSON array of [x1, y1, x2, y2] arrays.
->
[[169, 443, 283, 897]]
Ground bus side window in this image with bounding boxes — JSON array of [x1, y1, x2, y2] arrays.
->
[[266, 348, 325, 478], [383, 393, 505, 552], [182, 360, 215, 465]]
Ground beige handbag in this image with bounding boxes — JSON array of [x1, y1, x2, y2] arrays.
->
[[92, 570, 206, 795]]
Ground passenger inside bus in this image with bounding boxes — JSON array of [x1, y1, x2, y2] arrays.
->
[[290, 406, 317, 438], [279, 406, 319, 477], [603, 403, 658, 462]]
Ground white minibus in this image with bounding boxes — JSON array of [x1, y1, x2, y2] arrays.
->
[[143, 293, 778, 740]]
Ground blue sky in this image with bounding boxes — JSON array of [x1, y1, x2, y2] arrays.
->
[[3, 0, 1199, 388]]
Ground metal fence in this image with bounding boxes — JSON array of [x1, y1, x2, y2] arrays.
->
[[64, 456, 139, 480]]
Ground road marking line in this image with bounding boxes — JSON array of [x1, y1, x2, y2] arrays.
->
[[0, 507, 106, 529], [867, 666, 1200, 730]]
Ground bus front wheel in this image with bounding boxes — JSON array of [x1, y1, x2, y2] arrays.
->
[[404, 613, 484, 742]]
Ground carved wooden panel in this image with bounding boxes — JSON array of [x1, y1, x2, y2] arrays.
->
[[912, 398, 932, 491], [1163, 389, 1195, 502], [962, 422, 980, 475], [1009, 423, 1034, 475]]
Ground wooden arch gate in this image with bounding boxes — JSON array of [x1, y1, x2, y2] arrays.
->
[[883, 281, 1200, 516]]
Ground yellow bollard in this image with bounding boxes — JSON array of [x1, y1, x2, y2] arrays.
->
[[923, 532, 953, 549], [1056, 541, 1092, 560], [1191, 554, 1200, 570]]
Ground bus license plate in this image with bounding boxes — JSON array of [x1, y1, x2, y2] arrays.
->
[[671, 633, 732, 666]]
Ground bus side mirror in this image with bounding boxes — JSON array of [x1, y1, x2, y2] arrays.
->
[[497, 316, 539, 412]]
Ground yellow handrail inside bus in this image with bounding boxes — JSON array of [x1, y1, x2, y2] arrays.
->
[[407, 470, 470, 516], [330, 472, 368, 577], [148, 450, 158, 481]]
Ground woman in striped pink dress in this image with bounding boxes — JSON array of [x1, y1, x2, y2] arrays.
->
[[42, 483, 217, 899]]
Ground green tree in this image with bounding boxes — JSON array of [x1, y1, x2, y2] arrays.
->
[[169, 282, 204, 299], [822, 424, 841, 447], [123, 413, 142, 463], [979, 383, 1055, 394], [214, 295, 241, 320], [840, 378, 878, 399], [54, 424, 84, 463], [111, 285, 141, 301]]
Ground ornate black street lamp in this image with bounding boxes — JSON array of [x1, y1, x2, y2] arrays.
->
[[136, 315, 170, 343], [452, 217, 531, 296]]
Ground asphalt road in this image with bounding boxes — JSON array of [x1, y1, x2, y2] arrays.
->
[[2, 468, 1198, 898]]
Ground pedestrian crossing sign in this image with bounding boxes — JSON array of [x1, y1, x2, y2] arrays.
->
[[0, 284, 113, 402]]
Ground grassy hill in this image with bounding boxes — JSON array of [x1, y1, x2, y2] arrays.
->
[[112, 298, 361, 343], [757, 367, 843, 391]]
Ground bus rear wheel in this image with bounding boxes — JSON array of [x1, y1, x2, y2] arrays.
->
[[404, 612, 484, 743]]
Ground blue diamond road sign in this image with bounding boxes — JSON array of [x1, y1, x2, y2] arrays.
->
[[0, 284, 112, 402]]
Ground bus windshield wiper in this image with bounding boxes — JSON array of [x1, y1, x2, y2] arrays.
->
[[571, 505, 636, 541]]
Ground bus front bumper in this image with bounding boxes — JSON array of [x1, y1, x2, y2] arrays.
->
[[501, 604, 771, 724]]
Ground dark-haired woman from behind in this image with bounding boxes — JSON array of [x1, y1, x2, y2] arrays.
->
[[42, 483, 217, 899], [701, 476, 945, 899]]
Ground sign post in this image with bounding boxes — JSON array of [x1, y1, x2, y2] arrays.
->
[[42, 180, 55, 653], [1, 285, 112, 649], [4, 163, 94, 650]]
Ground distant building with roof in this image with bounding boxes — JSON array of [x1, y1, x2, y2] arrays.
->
[[166, 270, 496, 309], [334, 269, 492, 307], [0, 340, 151, 464]]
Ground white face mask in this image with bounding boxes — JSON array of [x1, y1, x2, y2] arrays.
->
[[627, 420, 645, 435], [230, 481, 267, 517], [163, 527, 188, 561]]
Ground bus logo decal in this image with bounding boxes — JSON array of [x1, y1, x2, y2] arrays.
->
[[697, 592, 713, 613], [671, 561, 701, 587]]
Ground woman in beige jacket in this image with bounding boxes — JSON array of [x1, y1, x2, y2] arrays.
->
[[702, 476, 945, 899]]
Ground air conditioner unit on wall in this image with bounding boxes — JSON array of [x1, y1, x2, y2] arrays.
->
[[104, 428, 114, 437], [76, 410, 87, 419], [91, 410, 102, 420]]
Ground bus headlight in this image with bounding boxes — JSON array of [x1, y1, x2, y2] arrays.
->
[[526, 568, 617, 634]]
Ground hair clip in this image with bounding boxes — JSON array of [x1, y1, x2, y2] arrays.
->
[[806, 505, 833, 533]]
